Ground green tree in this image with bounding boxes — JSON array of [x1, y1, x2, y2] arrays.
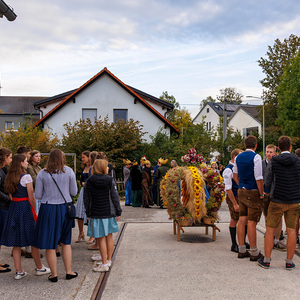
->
[[216, 87, 243, 104], [258, 34, 300, 127], [0, 123, 59, 153], [61, 117, 146, 175], [276, 50, 300, 137], [160, 91, 180, 123], [200, 96, 216, 110], [171, 108, 193, 132]]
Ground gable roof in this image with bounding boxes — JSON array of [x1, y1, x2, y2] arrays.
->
[[193, 102, 260, 123], [230, 105, 261, 124], [0, 96, 45, 115], [33, 68, 179, 134]]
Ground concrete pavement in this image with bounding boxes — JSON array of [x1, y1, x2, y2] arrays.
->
[[0, 203, 299, 299]]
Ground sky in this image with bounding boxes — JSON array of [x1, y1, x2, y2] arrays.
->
[[1, 0, 300, 117]]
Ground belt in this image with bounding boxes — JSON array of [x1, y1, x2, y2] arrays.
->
[[12, 197, 37, 224]]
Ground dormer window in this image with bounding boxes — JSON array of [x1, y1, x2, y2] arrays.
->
[[207, 108, 209, 113]]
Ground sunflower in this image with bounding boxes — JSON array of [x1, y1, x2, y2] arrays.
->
[[195, 211, 201, 218], [194, 185, 201, 191], [195, 200, 201, 205], [195, 191, 200, 198], [195, 206, 200, 212], [194, 178, 201, 185]]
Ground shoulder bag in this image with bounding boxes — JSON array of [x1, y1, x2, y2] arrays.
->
[[50, 173, 76, 219]]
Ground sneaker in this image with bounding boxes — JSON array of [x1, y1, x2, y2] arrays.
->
[[274, 242, 287, 251], [250, 252, 264, 262], [96, 260, 112, 267], [15, 271, 28, 280], [286, 262, 295, 270], [91, 254, 102, 261], [35, 266, 51, 276], [238, 251, 251, 258], [93, 264, 109, 272], [231, 244, 239, 253], [257, 257, 270, 269]]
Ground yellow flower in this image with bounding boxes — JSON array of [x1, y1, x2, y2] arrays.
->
[[212, 203, 218, 208], [195, 211, 200, 218], [194, 178, 201, 185], [195, 191, 200, 198], [194, 185, 201, 191], [163, 185, 166, 189], [195, 200, 201, 206]]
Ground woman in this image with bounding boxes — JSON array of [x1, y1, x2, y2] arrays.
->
[[130, 161, 143, 207], [0, 147, 12, 273], [141, 160, 153, 208], [84, 159, 122, 272], [170, 160, 178, 168], [27, 150, 42, 213], [33, 149, 78, 282], [123, 159, 132, 206], [1, 154, 50, 279], [75, 150, 90, 243]]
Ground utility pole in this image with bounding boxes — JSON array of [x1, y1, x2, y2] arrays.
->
[[223, 98, 227, 143]]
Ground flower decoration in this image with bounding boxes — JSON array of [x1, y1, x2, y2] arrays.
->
[[181, 148, 204, 165]]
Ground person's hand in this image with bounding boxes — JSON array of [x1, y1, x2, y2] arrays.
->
[[116, 216, 121, 221], [234, 204, 239, 212]]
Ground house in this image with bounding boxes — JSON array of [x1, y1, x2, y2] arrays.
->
[[0, 96, 45, 132], [34, 68, 179, 142], [228, 105, 261, 137], [192, 102, 261, 137], [192, 102, 240, 131]]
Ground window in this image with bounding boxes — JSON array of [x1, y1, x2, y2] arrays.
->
[[5, 121, 20, 131], [113, 109, 128, 123], [207, 108, 209, 113], [82, 108, 97, 123], [243, 126, 258, 137], [206, 122, 211, 131]]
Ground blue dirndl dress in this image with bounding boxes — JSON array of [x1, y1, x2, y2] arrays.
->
[[33, 203, 74, 249], [0, 174, 37, 247]]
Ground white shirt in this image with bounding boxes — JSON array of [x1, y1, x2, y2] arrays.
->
[[223, 161, 234, 191], [233, 149, 263, 181]]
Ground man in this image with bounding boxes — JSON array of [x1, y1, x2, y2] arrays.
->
[[223, 149, 243, 252], [262, 144, 285, 251], [258, 136, 300, 270], [233, 135, 264, 261]]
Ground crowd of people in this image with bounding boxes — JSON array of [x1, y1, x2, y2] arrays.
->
[[224, 135, 300, 270], [0, 134, 299, 282], [0, 147, 122, 280]]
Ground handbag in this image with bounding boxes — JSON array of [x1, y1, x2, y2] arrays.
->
[[50, 173, 76, 219]]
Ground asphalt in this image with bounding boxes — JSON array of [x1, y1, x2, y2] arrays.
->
[[0, 203, 300, 299]]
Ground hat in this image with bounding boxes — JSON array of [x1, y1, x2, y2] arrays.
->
[[140, 156, 147, 165], [132, 161, 138, 166], [158, 158, 168, 165], [211, 161, 217, 165], [123, 159, 131, 165], [144, 160, 150, 165]]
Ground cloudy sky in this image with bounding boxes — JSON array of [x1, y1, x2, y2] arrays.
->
[[1, 0, 300, 116]]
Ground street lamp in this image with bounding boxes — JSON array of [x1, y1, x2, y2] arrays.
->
[[246, 95, 265, 160]]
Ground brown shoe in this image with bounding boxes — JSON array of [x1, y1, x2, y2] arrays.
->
[[25, 252, 43, 258], [238, 251, 251, 258], [250, 252, 263, 261]]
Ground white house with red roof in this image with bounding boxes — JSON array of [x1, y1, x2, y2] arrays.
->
[[34, 68, 179, 142]]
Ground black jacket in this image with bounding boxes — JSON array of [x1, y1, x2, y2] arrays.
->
[[0, 168, 11, 210], [84, 174, 122, 218], [265, 153, 300, 204]]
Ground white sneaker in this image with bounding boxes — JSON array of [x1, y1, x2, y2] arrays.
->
[[93, 264, 109, 272], [15, 271, 28, 280], [91, 254, 102, 261], [35, 266, 51, 276], [96, 260, 112, 267]]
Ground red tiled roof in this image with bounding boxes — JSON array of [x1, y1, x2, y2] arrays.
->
[[34, 68, 179, 134]]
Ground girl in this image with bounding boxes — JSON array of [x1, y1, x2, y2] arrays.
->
[[0, 147, 12, 273], [27, 150, 42, 213], [75, 150, 90, 243], [33, 149, 78, 282], [1, 154, 50, 279], [84, 159, 122, 272]]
